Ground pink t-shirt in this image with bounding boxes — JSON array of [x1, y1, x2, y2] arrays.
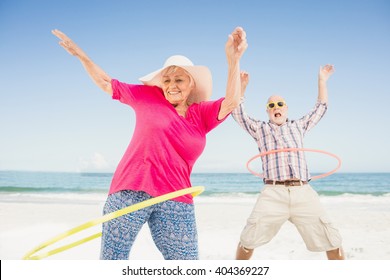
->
[[109, 79, 228, 203]]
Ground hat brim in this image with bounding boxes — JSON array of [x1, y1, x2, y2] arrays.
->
[[139, 65, 212, 104]]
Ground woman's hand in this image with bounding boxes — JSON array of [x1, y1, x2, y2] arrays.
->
[[52, 29, 85, 58], [225, 27, 248, 62], [219, 27, 248, 120], [51, 29, 112, 95]]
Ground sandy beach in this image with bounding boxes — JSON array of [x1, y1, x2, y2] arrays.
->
[[1, 193, 390, 261]]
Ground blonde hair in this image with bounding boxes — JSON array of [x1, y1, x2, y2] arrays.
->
[[161, 66, 195, 88]]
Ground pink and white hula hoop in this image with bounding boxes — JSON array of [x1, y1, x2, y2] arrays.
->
[[246, 148, 342, 180]]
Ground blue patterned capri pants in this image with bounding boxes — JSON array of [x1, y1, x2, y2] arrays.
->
[[100, 190, 198, 260]]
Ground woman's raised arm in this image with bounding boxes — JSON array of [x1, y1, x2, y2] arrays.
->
[[52, 29, 113, 95]]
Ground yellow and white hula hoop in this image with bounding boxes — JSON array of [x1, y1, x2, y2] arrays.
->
[[23, 186, 205, 260]]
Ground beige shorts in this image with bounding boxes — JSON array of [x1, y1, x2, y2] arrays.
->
[[240, 184, 342, 252]]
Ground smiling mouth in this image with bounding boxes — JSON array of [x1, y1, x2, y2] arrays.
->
[[168, 91, 180, 96]]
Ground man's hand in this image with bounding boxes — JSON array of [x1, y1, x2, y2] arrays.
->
[[240, 71, 249, 97], [319, 64, 335, 82]]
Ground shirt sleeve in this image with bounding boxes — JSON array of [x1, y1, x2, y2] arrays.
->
[[199, 98, 229, 133], [296, 101, 328, 135], [231, 101, 262, 141], [111, 79, 145, 107]]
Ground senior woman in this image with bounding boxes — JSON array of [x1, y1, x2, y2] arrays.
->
[[52, 27, 247, 260]]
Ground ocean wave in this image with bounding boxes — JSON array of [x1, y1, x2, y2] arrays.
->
[[196, 192, 390, 204], [0, 191, 107, 204], [79, 172, 113, 177], [2, 191, 390, 206], [317, 190, 390, 196], [0, 186, 106, 194]]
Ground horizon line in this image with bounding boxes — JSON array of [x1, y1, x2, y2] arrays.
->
[[1, 170, 389, 174]]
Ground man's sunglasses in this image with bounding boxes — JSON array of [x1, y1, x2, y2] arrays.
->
[[266, 101, 286, 109]]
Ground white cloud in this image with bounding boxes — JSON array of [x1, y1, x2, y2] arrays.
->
[[78, 152, 112, 172]]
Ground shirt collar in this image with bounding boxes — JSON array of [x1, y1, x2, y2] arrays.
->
[[268, 118, 289, 126]]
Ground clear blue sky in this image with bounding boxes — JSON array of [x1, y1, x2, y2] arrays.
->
[[1, 0, 389, 173]]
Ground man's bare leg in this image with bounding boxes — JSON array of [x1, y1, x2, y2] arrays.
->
[[236, 243, 254, 260], [326, 247, 345, 260]]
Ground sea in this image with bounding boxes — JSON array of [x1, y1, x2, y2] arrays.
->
[[0, 171, 389, 202]]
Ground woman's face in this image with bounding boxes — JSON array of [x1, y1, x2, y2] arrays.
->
[[161, 66, 194, 107]]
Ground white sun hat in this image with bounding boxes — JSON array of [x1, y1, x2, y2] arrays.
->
[[139, 55, 212, 104]]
